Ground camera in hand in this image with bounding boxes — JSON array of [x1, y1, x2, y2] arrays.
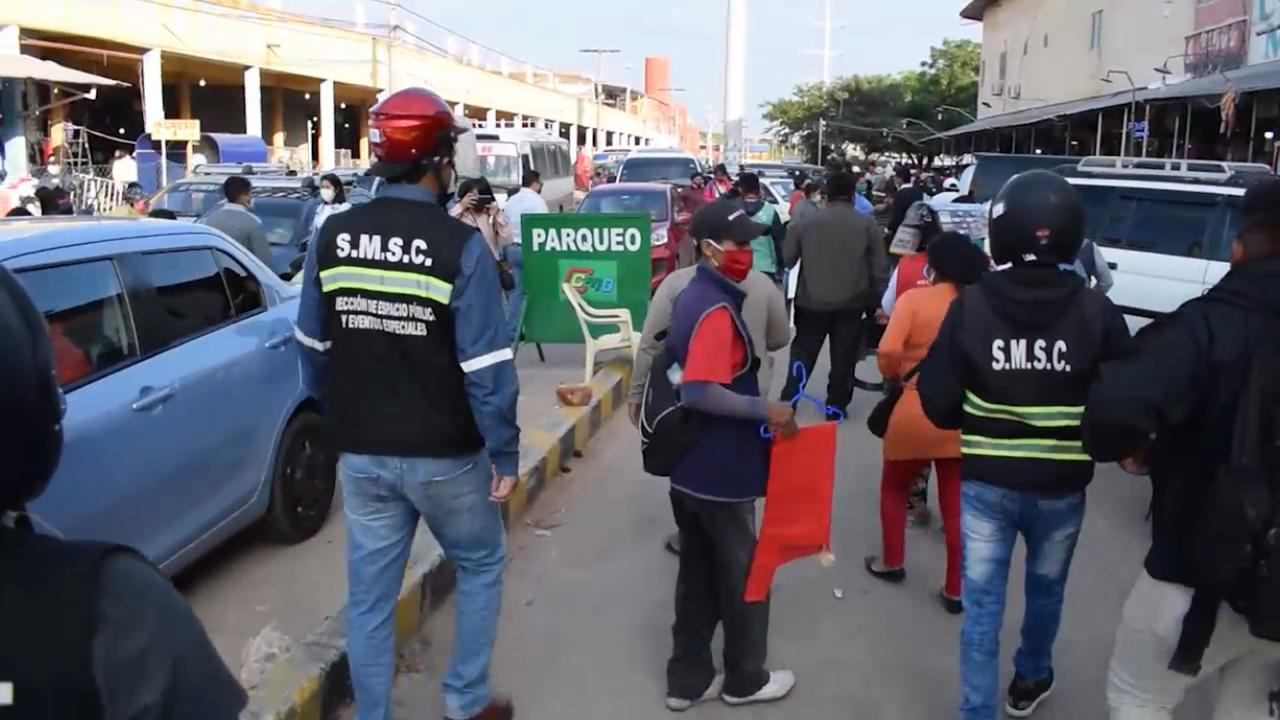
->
[[474, 194, 497, 209]]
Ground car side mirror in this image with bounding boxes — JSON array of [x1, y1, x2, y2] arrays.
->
[[675, 211, 692, 225]]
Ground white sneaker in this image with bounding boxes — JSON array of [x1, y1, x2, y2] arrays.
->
[[721, 670, 796, 706], [665, 674, 724, 712]]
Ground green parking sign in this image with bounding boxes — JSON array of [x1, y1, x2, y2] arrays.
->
[[522, 213, 651, 344]]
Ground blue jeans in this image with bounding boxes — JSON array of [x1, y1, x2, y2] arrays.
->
[[958, 479, 1086, 720], [340, 452, 507, 720], [502, 243, 524, 345]]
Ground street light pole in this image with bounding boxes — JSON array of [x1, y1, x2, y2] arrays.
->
[[579, 48, 620, 153], [937, 105, 978, 123], [1102, 69, 1137, 157]]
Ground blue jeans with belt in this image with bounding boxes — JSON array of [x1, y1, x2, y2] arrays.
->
[[958, 479, 1086, 720], [340, 451, 506, 720]]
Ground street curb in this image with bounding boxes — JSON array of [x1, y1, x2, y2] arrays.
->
[[241, 359, 632, 720]]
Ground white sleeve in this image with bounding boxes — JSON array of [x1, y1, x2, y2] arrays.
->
[[881, 271, 898, 315]]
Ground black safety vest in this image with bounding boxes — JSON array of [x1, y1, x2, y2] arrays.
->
[[957, 283, 1109, 496], [0, 527, 128, 720], [315, 196, 484, 458]]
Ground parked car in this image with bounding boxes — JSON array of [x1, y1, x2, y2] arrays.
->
[[578, 182, 691, 291], [616, 151, 702, 187], [1053, 156, 1275, 329], [0, 217, 334, 575], [760, 177, 794, 224]]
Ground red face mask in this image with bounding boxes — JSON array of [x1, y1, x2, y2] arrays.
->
[[712, 242, 753, 283]]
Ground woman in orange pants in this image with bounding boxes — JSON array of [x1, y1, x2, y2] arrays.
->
[[865, 232, 988, 614]]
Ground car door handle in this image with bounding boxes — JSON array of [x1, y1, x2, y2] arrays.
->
[[1107, 262, 1118, 270], [131, 386, 176, 412], [264, 333, 294, 350]]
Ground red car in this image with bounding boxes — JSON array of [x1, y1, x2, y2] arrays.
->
[[577, 182, 692, 292]]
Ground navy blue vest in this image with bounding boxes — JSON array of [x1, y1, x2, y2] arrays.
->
[[666, 265, 769, 501]]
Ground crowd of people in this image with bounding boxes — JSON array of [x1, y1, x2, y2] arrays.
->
[[2, 84, 1278, 720]]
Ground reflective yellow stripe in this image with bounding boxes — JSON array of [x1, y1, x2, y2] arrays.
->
[[963, 391, 1083, 428], [961, 434, 1091, 462], [319, 265, 452, 304]]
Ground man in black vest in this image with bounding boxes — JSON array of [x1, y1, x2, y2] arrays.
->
[[1085, 179, 1280, 718], [0, 267, 245, 719], [293, 87, 518, 720], [919, 171, 1130, 719]]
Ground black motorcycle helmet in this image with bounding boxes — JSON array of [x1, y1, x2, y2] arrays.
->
[[0, 266, 64, 516], [988, 170, 1085, 266]]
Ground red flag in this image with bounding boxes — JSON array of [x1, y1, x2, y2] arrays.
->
[[744, 422, 838, 602]]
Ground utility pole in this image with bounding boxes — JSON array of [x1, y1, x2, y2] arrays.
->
[[817, 118, 825, 164], [387, 0, 399, 92], [822, 0, 833, 85], [724, 0, 746, 171], [579, 48, 620, 154]]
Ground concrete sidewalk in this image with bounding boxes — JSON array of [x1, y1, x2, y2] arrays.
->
[[218, 343, 631, 720]]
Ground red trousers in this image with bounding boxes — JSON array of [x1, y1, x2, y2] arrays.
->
[[879, 458, 963, 598]]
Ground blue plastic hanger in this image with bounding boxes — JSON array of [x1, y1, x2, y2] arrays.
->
[[760, 361, 846, 438]]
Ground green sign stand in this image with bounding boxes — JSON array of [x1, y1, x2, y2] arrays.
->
[[522, 213, 651, 344]]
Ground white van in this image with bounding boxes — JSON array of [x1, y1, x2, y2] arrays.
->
[[1058, 158, 1269, 329], [473, 129, 574, 211]]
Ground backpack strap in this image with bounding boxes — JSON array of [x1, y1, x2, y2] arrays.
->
[[1169, 589, 1220, 676]]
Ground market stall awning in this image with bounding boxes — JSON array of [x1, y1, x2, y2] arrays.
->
[[935, 59, 1280, 139], [0, 53, 127, 86]]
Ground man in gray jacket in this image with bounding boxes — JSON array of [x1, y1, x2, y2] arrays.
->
[[198, 176, 272, 266], [781, 171, 889, 418]]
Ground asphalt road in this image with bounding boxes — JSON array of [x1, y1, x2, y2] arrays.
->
[[364, 351, 1215, 719]]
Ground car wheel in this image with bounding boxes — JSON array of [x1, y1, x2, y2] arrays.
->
[[263, 412, 335, 544]]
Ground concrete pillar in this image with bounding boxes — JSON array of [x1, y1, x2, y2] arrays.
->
[[585, 127, 595, 154], [319, 79, 336, 169], [142, 49, 165, 132], [244, 66, 262, 137], [514, 114, 524, 128], [552, 120, 561, 138], [358, 105, 370, 163], [0, 26, 26, 178], [625, 87, 632, 113], [454, 102, 464, 117], [270, 85, 285, 148], [177, 78, 192, 119], [48, 102, 66, 161], [569, 123, 578, 159], [723, 0, 746, 170]]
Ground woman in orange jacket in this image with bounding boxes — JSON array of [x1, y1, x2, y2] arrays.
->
[[865, 232, 988, 614]]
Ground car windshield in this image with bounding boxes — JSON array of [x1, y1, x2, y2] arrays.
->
[[765, 180, 793, 201], [150, 183, 225, 216], [579, 189, 668, 222], [251, 197, 311, 246], [478, 154, 521, 188], [618, 156, 699, 185], [593, 152, 628, 173]]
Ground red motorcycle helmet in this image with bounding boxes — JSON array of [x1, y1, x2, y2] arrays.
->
[[368, 87, 468, 179]]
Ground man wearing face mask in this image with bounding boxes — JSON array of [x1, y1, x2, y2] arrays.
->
[[198, 175, 272, 266], [660, 198, 799, 712], [293, 87, 518, 720]]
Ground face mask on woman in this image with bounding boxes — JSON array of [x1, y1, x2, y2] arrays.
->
[[320, 187, 336, 204]]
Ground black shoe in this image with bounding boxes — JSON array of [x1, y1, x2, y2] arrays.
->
[[863, 555, 905, 584], [937, 591, 963, 615], [1005, 671, 1054, 718], [825, 409, 845, 423], [664, 532, 681, 556]]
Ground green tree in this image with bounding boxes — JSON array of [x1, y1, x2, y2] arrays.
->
[[763, 39, 979, 165]]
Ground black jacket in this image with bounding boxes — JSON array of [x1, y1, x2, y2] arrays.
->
[[1083, 256, 1280, 588], [919, 265, 1131, 495]]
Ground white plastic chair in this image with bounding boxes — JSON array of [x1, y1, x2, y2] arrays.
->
[[561, 282, 639, 384]]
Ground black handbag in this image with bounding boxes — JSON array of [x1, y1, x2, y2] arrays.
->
[[866, 364, 921, 439]]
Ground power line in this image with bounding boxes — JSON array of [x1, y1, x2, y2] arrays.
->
[[368, 0, 553, 74]]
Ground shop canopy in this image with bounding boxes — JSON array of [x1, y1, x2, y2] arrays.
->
[[935, 59, 1280, 139], [0, 53, 127, 86]]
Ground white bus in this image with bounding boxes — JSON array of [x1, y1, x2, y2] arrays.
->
[[474, 129, 574, 211]]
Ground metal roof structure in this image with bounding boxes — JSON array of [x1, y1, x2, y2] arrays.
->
[[935, 60, 1280, 139], [0, 53, 126, 86]]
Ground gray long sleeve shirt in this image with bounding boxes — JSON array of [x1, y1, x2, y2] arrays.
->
[[198, 203, 273, 267], [784, 201, 889, 312], [628, 264, 790, 406]]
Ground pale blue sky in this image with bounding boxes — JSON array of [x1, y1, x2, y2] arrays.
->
[[277, 0, 980, 130]]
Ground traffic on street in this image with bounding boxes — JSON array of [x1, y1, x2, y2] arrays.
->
[[2, 1, 1280, 719]]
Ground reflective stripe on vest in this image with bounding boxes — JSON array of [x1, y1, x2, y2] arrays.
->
[[962, 391, 1084, 428], [319, 265, 453, 305], [960, 435, 1090, 462]]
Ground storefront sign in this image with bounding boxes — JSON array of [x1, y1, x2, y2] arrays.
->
[[150, 119, 201, 143]]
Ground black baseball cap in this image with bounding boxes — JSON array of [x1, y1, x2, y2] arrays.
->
[[690, 198, 768, 244], [1241, 179, 1280, 225]]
